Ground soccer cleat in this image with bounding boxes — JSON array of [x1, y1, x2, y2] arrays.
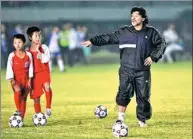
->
[[13, 111, 21, 116], [45, 108, 52, 119], [138, 121, 147, 127]]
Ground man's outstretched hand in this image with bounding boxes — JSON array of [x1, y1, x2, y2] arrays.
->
[[81, 40, 92, 47]]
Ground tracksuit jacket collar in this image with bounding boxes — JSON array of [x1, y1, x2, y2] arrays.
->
[[129, 25, 148, 33]]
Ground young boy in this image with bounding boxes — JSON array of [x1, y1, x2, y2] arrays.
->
[[6, 34, 33, 120], [26, 26, 52, 118]]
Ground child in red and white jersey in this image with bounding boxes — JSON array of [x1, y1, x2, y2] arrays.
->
[[26, 26, 52, 118], [6, 34, 33, 120]]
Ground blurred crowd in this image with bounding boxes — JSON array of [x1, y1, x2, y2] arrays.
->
[[46, 24, 91, 72], [160, 23, 192, 63], [1, 22, 192, 70], [1, 23, 91, 71]]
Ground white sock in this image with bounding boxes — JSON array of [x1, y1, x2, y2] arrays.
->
[[118, 112, 125, 122], [49, 60, 52, 72]]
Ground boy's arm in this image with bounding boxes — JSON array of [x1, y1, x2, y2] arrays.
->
[[28, 77, 32, 88], [28, 77, 34, 95], [27, 52, 33, 90], [27, 52, 34, 78], [6, 53, 14, 80], [37, 44, 50, 63], [10, 78, 17, 86]]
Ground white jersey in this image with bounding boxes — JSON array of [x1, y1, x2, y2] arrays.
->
[[77, 31, 86, 48], [163, 29, 178, 44], [48, 32, 60, 53], [68, 28, 78, 50]]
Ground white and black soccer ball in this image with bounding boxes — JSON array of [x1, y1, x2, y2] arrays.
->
[[9, 115, 24, 128], [112, 120, 129, 138], [94, 105, 108, 118], [32, 112, 47, 126]]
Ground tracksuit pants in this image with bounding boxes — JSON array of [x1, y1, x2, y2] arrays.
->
[[116, 66, 152, 121]]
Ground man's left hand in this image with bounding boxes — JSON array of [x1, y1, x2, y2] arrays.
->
[[144, 57, 153, 66]]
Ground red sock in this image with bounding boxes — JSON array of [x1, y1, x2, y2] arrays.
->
[[20, 101, 26, 119], [14, 92, 21, 111], [34, 102, 41, 113], [45, 90, 52, 109]]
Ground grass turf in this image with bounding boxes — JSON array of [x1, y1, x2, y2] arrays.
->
[[1, 61, 192, 139]]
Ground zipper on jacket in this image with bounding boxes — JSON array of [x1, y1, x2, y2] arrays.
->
[[134, 33, 138, 69]]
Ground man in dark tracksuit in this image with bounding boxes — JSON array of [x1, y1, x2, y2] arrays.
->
[[82, 7, 166, 127]]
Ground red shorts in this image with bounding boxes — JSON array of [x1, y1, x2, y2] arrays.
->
[[30, 70, 50, 99], [12, 74, 29, 98]]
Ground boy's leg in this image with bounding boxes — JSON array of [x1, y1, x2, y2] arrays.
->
[[20, 89, 28, 120], [43, 82, 52, 117], [31, 72, 44, 114], [12, 84, 22, 114], [34, 97, 41, 113], [20, 99, 27, 119], [43, 82, 52, 109]]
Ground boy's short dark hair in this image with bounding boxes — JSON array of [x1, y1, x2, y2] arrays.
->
[[13, 34, 26, 43], [131, 6, 148, 25], [26, 26, 41, 41]]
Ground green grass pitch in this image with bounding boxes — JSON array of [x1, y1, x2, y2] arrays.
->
[[1, 61, 192, 139]]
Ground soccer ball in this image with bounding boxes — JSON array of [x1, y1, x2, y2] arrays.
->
[[112, 120, 129, 138], [32, 112, 47, 126], [8, 115, 24, 128], [94, 105, 108, 118]]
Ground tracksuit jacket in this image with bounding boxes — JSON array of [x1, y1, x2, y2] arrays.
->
[[90, 25, 166, 70]]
